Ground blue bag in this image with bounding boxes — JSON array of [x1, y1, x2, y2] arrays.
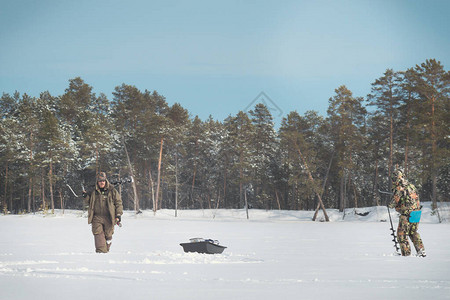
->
[[409, 210, 422, 223]]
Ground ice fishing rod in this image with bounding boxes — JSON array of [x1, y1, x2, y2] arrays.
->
[[66, 177, 133, 198], [66, 184, 80, 198], [379, 190, 401, 254], [378, 190, 393, 196], [110, 177, 133, 186], [85, 177, 134, 188]]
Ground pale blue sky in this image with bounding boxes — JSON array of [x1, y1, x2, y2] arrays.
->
[[1, 0, 449, 123]]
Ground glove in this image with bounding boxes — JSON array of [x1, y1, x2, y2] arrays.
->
[[116, 215, 121, 224]]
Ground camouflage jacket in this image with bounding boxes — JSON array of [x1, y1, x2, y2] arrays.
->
[[390, 180, 420, 215]]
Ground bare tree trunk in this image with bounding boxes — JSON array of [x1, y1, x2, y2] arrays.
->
[[208, 194, 211, 209], [175, 151, 178, 217], [373, 159, 381, 206], [191, 163, 197, 208], [7, 176, 12, 213], [275, 189, 281, 210], [339, 172, 345, 213], [49, 159, 55, 214], [212, 189, 221, 219], [430, 95, 437, 209], [28, 133, 33, 213], [59, 188, 64, 214], [388, 98, 394, 183], [33, 186, 36, 213], [223, 158, 228, 208], [404, 101, 411, 177], [28, 176, 33, 213], [95, 145, 99, 175], [155, 138, 164, 211], [239, 152, 243, 208], [3, 163, 8, 214], [148, 167, 156, 214], [123, 138, 140, 213], [118, 170, 122, 202], [347, 170, 352, 208], [41, 169, 46, 213], [244, 186, 249, 219], [432, 169, 437, 208], [9, 191, 12, 214], [190, 141, 199, 208]]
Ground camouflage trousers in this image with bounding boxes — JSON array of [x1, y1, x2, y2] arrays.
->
[[397, 215, 425, 256]]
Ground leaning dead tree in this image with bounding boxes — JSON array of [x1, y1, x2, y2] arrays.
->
[[312, 151, 334, 221], [293, 141, 329, 222]]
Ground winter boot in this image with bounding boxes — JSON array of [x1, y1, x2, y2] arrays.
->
[[417, 248, 426, 257], [106, 239, 112, 252]]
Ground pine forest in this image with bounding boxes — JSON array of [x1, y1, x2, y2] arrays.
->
[[0, 59, 449, 215]]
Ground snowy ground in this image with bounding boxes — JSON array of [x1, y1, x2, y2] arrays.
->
[[1, 203, 449, 300]]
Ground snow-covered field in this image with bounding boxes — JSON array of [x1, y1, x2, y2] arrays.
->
[[1, 203, 449, 300]]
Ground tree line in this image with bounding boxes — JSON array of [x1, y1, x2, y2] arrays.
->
[[0, 59, 448, 215]]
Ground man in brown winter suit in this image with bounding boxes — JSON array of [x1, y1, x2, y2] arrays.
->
[[84, 172, 123, 253]]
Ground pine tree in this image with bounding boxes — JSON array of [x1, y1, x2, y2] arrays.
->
[[16, 94, 40, 212], [327, 86, 367, 212], [366, 114, 386, 206], [184, 116, 204, 208], [279, 111, 329, 219], [367, 69, 401, 181], [280, 111, 310, 210], [0, 93, 20, 213], [35, 92, 61, 213], [397, 68, 418, 177], [165, 103, 190, 214], [249, 104, 277, 209], [224, 111, 253, 212], [1, 59, 448, 214], [410, 59, 450, 207]]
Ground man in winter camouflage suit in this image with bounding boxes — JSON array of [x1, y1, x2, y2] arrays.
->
[[84, 172, 123, 253], [389, 169, 426, 257]]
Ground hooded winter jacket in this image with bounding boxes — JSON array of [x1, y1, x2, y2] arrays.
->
[[85, 179, 123, 225], [391, 178, 420, 216]]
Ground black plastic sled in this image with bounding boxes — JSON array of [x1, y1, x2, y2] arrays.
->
[[180, 238, 227, 254]]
